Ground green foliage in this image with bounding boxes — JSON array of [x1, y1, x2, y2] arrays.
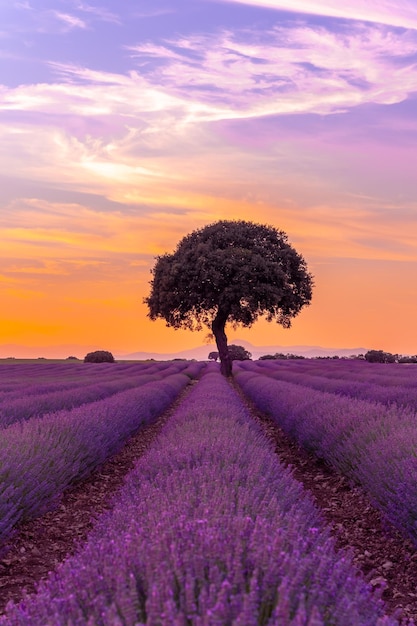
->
[[398, 355, 417, 363], [145, 220, 313, 331], [364, 350, 396, 363], [84, 350, 115, 363], [145, 220, 313, 376], [228, 344, 252, 361]]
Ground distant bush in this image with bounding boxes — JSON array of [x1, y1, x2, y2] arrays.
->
[[66, 356, 79, 361], [208, 351, 219, 361], [84, 350, 115, 363], [364, 350, 396, 363], [398, 355, 417, 364], [228, 344, 252, 361]]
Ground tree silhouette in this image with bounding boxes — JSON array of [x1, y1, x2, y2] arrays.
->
[[228, 344, 252, 361], [145, 220, 313, 376], [84, 350, 115, 363]]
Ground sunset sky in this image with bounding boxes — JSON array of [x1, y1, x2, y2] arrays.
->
[[1, 0, 416, 358]]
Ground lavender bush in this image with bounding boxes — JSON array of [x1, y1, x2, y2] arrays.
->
[[237, 361, 417, 410], [234, 368, 417, 546], [0, 362, 205, 429], [1, 370, 398, 625], [0, 372, 190, 546], [0, 375, 159, 429]]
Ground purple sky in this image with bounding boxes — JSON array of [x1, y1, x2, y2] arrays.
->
[[0, 0, 416, 357]]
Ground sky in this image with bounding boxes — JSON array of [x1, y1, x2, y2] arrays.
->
[[0, 0, 416, 358]]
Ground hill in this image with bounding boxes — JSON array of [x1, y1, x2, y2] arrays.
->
[[118, 340, 368, 361]]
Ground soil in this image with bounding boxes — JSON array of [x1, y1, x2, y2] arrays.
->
[[0, 383, 194, 615], [231, 382, 417, 625], [0, 377, 416, 624]]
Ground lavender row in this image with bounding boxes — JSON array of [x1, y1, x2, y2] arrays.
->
[[238, 360, 417, 410], [235, 368, 417, 546], [0, 361, 176, 395], [252, 359, 417, 388], [0, 362, 200, 429], [0, 361, 112, 390], [1, 368, 397, 625], [0, 372, 191, 547], [0, 374, 160, 429]]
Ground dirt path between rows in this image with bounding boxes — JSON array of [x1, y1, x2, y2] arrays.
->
[[231, 380, 417, 625], [1, 375, 416, 624], [0, 381, 197, 615]]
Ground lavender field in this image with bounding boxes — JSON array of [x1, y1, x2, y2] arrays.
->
[[234, 359, 417, 546], [0, 359, 415, 624]]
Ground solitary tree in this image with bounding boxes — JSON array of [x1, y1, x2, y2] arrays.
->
[[145, 220, 313, 376], [228, 344, 252, 361], [365, 350, 396, 364], [84, 350, 115, 363]]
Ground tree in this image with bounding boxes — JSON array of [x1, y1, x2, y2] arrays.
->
[[364, 350, 395, 364], [398, 355, 417, 364], [84, 350, 115, 363], [228, 344, 252, 361], [145, 220, 313, 376]]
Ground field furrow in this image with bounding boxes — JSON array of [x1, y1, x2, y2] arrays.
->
[[0, 378, 197, 615], [0, 368, 398, 625], [0, 369, 193, 545], [234, 365, 417, 548], [238, 360, 417, 409]]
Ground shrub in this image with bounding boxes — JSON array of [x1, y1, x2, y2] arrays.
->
[[365, 350, 396, 363], [84, 350, 115, 363], [228, 344, 252, 361]]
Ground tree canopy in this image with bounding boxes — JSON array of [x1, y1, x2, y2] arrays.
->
[[364, 350, 396, 363], [227, 344, 252, 361], [84, 350, 115, 363], [145, 220, 313, 375]]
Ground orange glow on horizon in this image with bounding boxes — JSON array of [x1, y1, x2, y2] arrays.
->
[[1, 194, 416, 358]]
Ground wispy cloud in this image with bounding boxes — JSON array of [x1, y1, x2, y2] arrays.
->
[[72, 2, 121, 24], [0, 13, 416, 228], [214, 0, 417, 30], [14, 1, 32, 8], [128, 23, 417, 117], [8, 3, 117, 35], [53, 11, 87, 30]]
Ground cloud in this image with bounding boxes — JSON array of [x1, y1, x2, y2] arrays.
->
[[2, 20, 416, 131], [73, 2, 121, 24], [0, 196, 211, 261], [52, 11, 87, 30], [128, 23, 417, 117], [213, 0, 417, 30], [14, 1, 32, 9], [7, 3, 116, 35], [0, 18, 415, 267]]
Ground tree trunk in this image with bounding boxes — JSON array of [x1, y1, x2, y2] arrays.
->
[[212, 311, 232, 377]]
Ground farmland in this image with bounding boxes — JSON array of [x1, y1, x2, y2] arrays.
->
[[0, 359, 417, 624]]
